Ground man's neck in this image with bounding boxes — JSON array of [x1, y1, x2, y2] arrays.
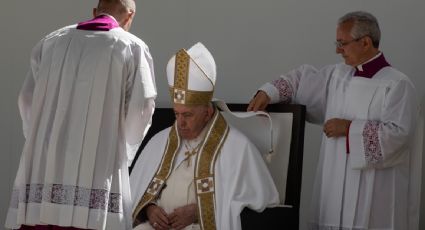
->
[[76, 14, 120, 31], [95, 13, 119, 23], [354, 51, 390, 78], [357, 49, 380, 66]]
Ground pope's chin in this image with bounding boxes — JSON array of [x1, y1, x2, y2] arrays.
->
[[178, 129, 192, 139]]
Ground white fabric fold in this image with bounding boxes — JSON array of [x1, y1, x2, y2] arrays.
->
[[212, 99, 275, 162]]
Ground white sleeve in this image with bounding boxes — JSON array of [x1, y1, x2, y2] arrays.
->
[[349, 79, 419, 169], [259, 64, 334, 124], [18, 72, 35, 139], [125, 45, 157, 166], [125, 98, 155, 166], [18, 41, 42, 139]]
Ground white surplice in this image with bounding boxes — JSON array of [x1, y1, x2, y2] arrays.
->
[[260, 62, 422, 230], [130, 122, 280, 230], [6, 24, 157, 230]]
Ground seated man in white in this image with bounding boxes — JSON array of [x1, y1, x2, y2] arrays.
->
[[130, 42, 279, 230]]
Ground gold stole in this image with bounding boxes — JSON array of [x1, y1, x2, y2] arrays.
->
[[133, 111, 229, 230]]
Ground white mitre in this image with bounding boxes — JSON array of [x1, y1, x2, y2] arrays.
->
[[166, 42, 216, 105]]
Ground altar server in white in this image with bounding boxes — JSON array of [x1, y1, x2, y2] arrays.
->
[[5, 0, 157, 229], [248, 11, 422, 230], [131, 42, 279, 230]]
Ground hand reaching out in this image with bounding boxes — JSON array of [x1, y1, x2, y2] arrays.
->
[[247, 90, 270, 112]]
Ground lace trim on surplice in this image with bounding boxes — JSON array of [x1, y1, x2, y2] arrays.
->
[[271, 78, 293, 103], [362, 120, 383, 165], [9, 183, 122, 213]]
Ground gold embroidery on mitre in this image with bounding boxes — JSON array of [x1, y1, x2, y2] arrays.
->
[[170, 49, 189, 104], [169, 88, 213, 105], [173, 88, 186, 104], [132, 125, 180, 220], [169, 48, 213, 105], [194, 111, 229, 230], [174, 49, 189, 89]]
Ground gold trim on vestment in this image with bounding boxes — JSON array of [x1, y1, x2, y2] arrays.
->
[[132, 125, 180, 220], [132, 110, 228, 230], [195, 111, 229, 230], [169, 88, 213, 106]]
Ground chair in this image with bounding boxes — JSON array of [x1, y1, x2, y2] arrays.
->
[[130, 103, 306, 230]]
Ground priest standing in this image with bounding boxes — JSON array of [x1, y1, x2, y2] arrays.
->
[[248, 11, 422, 230], [5, 0, 157, 229]]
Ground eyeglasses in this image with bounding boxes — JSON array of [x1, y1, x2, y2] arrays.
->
[[334, 36, 364, 48]]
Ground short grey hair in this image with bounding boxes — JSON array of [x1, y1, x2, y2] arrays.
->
[[121, 0, 136, 13], [97, 0, 136, 14], [338, 11, 380, 48]]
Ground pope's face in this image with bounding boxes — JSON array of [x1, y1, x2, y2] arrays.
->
[[174, 104, 212, 140], [336, 21, 366, 67]]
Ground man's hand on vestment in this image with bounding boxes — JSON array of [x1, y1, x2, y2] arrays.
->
[[146, 204, 170, 230], [323, 118, 352, 138], [168, 203, 198, 230]]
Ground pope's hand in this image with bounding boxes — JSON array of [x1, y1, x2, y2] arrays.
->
[[247, 90, 270, 112], [146, 204, 170, 230], [168, 203, 197, 230]]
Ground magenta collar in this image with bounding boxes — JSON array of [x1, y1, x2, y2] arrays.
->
[[354, 53, 391, 78], [76, 14, 119, 31]]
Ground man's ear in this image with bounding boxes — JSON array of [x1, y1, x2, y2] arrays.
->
[[206, 105, 214, 119], [362, 36, 373, 49], [92, 8, 97, 17], [122, 11, 135, 30]]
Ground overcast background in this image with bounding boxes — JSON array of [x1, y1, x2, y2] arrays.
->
[[1, 1, 424, 229]]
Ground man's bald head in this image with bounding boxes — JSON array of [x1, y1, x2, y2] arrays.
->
[[94, 0, 136, 31], [97, 0, 135, 14]]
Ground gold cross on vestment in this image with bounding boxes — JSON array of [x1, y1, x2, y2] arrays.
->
[[184, 149, 197, 167], [183, 141, 202, 167]]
